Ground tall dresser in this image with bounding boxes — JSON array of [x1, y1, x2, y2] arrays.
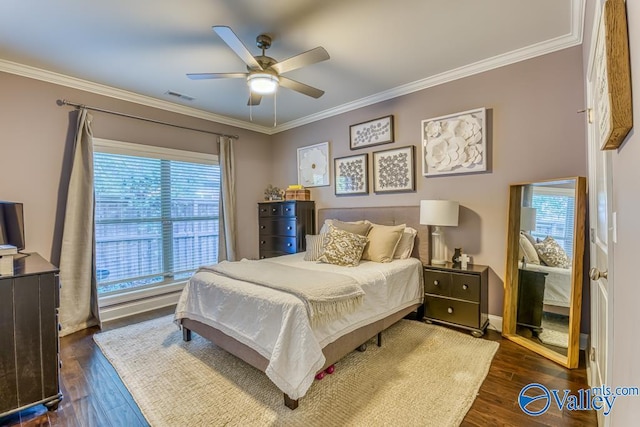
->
[[258, 201, 315, 259], [0, 253, 62, 417]]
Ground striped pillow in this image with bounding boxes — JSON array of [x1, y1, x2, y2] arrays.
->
[[304, 234, 325, 261]]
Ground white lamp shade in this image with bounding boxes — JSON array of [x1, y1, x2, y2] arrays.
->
[[420, 200, 459, 226], [520, 207, 537, 231], [247, 73, 279, 94]]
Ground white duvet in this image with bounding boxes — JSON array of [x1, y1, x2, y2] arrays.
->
[[174, 253, 423, 400]]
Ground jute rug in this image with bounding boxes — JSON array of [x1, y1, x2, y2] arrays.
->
[[539, 312, 569, 349], [94, 316, 499, 426]]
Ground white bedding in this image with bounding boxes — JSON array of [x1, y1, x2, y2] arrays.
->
[[174, 253, 423, 400], [520, 262, 572, 307]]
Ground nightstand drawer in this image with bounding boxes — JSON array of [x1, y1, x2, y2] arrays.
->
[[424, 270, 451, 296], [258, 218, 297, 236], [450, 274, 480, 302], [424, 296, 479, 329]]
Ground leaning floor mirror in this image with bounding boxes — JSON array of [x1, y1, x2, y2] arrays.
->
[[502, 177, 587, 368]]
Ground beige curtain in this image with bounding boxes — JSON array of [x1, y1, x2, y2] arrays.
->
[[217, 136, 237, 261], [58, 108, 100, 336]]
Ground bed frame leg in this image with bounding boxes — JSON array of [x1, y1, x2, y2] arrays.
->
[[377, 332, 382, 347], [183, 327, 192, 342], [284, 394, 299, 410]]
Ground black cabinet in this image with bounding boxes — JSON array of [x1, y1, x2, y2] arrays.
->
[[0, 253, 62, 417], [423, 263, 489, 337], [258, 201, 315, 259], [517, 268, 547, 331]]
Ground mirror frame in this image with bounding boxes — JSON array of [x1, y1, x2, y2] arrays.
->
[[502, 176, 587, 368]]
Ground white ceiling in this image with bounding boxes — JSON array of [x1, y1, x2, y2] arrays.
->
[[0, 0, 583, 134]]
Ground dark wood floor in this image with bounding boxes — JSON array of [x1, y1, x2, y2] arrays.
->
[[1, 307, 596, 427]]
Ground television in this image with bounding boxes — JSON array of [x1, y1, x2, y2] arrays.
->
[[0, 201, 25, 251]]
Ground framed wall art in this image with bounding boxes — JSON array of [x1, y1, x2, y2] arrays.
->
[[592, 0, 632, 150], [372, 145, 415, 193], [421, 107, 486, 177], [334, 154, 368, 195], [297, 141, 330, 187], [349, 115, 394, 150]]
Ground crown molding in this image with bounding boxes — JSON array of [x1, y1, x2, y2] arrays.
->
[[0, 59, 273, 135], [0, 0, 584, 137]]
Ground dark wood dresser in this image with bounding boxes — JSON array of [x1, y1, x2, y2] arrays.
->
[[258, 201, 315, 259], [517, 268, 547, 332], [0, 253, 62, 417], [423, 262, 489, 337]]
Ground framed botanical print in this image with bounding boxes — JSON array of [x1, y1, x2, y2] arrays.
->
[[349, 115, 394, 150], [372, 145, 415, 193], [297, 141, 330, 187], [334, 154, 368, 195]]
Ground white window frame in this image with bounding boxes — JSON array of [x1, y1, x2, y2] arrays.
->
[[93, 138, 218, 308]]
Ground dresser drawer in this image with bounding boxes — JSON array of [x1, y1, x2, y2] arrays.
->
[[424, 296, 480, 329], [450, 273, 480, 302], [259, 236, 297, 254], [258, 218, 297, 236], [424, 270, 451, 297]]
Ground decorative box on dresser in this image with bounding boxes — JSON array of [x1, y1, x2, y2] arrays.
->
[[0, 253, 62, 418], [258, 201, 315, 259], [423, 262, 489, 337]]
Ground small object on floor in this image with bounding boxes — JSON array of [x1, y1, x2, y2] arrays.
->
[[325, 365, 335, 375], [315, 371, 326, 380]]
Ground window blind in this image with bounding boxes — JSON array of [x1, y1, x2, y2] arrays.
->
[[531, 188, 575, 259], [93, 142, 219, 296]]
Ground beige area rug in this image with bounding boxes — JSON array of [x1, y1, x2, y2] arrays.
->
[[94, 316, 498, 427], [538, 313, 570, 349]]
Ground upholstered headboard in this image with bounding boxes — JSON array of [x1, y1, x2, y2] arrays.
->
[[317, 206, 429, 265]]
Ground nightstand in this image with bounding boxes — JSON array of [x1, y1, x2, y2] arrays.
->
[[516, 268, 547, 332], [423, 262, 489, 337]]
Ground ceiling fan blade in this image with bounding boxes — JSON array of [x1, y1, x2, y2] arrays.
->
[[187, 72, 247, 80], [213, 26, 263, 70], [270, 47, 329, 75], [247, 92, 263, 106], [279, 77, 325, 99]]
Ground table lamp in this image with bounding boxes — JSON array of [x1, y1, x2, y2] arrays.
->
[[420, 200, 459, 265], [520, 206, 537, 233]]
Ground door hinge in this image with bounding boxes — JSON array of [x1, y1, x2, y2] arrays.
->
[[590, 347, 596, 361], [590, 227, 595, 244]]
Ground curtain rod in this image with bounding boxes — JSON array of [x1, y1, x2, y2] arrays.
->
[[57, 99, 239, 140]]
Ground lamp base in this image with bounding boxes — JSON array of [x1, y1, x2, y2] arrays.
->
[[430, 226, 450, 267]]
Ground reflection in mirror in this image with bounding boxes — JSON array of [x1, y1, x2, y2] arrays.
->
[[503, 177, 586, 369]]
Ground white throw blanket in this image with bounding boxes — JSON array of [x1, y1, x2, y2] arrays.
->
[[200, 259, 364, 326]]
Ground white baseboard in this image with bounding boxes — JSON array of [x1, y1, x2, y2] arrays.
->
[[99, 291, 181, 323], [487, 314, 588, 350]]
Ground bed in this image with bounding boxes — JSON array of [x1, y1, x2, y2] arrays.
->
[[519, 262, 572, 309], [174, 206, 428, 409]]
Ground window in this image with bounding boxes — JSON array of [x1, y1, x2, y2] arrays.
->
[[530, 186, 575, 259], [93, 139, 219, 300]]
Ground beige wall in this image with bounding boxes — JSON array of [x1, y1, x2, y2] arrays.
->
[[270, 47, 587, 318], [0, 72, 271, 263], [581, 0, 640, 424]]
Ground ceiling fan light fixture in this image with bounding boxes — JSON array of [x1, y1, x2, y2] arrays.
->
[[247, 73, 279, 94]]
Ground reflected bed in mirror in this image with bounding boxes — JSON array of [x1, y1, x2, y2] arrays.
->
[[503, 177, 587, 368]]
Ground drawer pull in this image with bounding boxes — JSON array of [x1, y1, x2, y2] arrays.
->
[[462, 284, 468, 290], [447, 307, 454, 314], [260, 240, 266, 244], [272, 208, 277, 212], [260, 225, 265, 229], [260, 256, 265, 259], [285, 208, 291, 211], [287, 226, 292, 230], [287, 243, 293, 247], [433, 280, 439, 286]]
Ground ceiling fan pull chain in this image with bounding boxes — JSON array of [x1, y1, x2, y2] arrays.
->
[[249, 91, 253, 122], [273, 92, 277, 127]]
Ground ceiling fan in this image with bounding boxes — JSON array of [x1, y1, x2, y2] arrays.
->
[[187, 26, 330, 106]]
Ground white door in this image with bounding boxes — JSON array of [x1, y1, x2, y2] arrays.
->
[[586, 4, 615, 426]]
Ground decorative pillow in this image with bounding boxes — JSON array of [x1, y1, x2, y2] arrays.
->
[[393, 227, 418, 259], [303, 234, 325, 261], [519, 232, 540, 264], [317, 225, 368, 267], [329, 219, 372, 236], [319, 219, 365, 235], [534, 236, 570, 268], [522, 231, 537, 247], [361, 223, 405, 263]]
